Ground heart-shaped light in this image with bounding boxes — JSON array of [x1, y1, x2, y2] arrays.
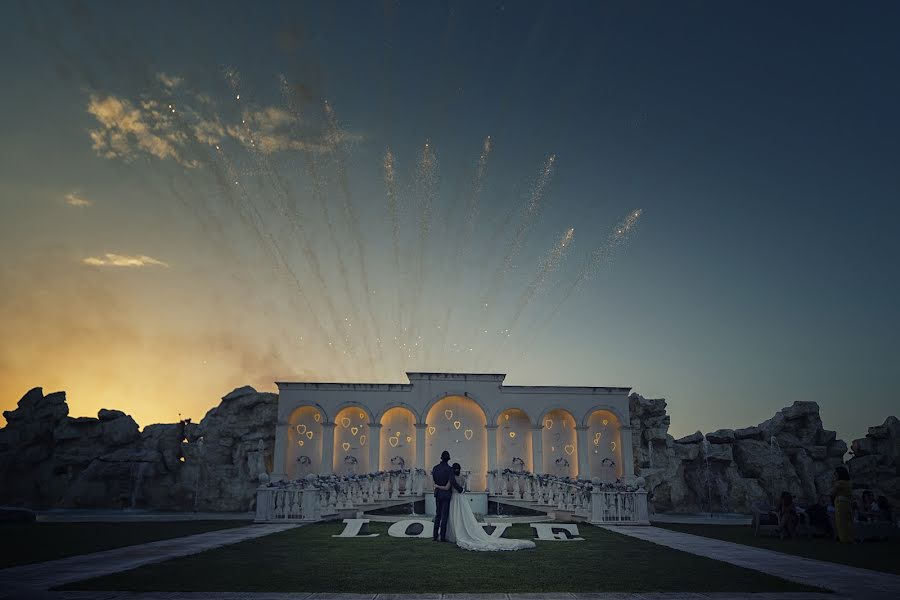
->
[[427, 426, 436, 435], [593, 437, 600, 446], [610, 441, 616, 451], [351, 427, 359, 436], [389, 435, 399, 448], [342, 442, 351, 451], [453, 421, 461, 430], [564, 445, 575, 456], [297, 440, 304, 447], [464, 429, 473, 440], [306, 431, 314, 439], [296, 424, 307, 435], [544, 419, 553, 429], [505, 414, 510, 420], [359, 435, 366, 446], [406, 436, 412, 443], [602, 419, 609, 426], [359, 412, 365, 420], [444, 409, 453, 420], [341, 417, 351, 428], [314, 413, 321, 422], [509, 431, 516, 439]]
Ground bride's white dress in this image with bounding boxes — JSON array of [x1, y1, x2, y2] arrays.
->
[[445, 481, 536, 552]]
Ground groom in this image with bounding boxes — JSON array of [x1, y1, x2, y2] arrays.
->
[[431, 450, 463, 542]]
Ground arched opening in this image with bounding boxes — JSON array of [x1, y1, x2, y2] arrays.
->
[[587, 409, 623, 480], [425, 395, 487, 490], [380, 406, 417, 470], [542, 409, 577, 477], [497, 408, 532, 472], [333, 406, 370, 474], [287, 406, 323, 479]]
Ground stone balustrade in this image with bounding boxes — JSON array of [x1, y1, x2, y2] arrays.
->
[[255, 469, 649, 524]]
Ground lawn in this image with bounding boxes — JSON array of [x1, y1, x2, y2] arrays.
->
[[61, 521, 820, 593], [656, 522, 900, 575], [0, 520, 251, 569]]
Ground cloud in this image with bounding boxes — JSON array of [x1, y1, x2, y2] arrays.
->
[[82, 253, 169, 268], [86, 89, 362, 166], [156, 72, 183, 90], [87, 94, 197, 168], [64, 192, 93, 207]]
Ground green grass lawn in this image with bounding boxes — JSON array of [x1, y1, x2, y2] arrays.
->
[[656, 522, 900, 575], [60, 521, 821, 593], [0, 520, 251, 569]]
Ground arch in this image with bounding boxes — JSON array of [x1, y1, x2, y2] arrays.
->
[[333, 404, 372, 474], [580, 404, 628, 428], [536, 406, 577, 429], [585, 409, 623, 480], [496, 408, 533, 472], [287, 402, 329, 425], [541, 407, 578, 477], [333, 401, 375, 425], [380, 405, 417, 470], [425, 395, 488, 490], [422, 392, 488, 426], [376, 401, 421, 425], [491, 406, 533, 427], [286, 405, 324, 479]]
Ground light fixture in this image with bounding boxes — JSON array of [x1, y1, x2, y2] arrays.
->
[[341, 418, 351, 428], [445, 410, 453, 420], [453, 421, 461, 430], [509, 431, 516, 439], [564, 445, 575, 455], [306, 431, 314, 439], [428, 426, 436, 435], [359, 435, 366, 446], [296, 424, 307, 435], [351, 427, 359, 436], [342, 442, 351, 451], [298, 440, 304, 447], [545, 419, 553, 429], [464, 429, 473, 440]]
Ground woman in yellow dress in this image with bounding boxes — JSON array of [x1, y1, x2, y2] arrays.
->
[[831, 466, 853, 543]]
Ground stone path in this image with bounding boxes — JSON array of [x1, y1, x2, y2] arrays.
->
[[0, 523, 300, 599], [605, 525, 900, 600]]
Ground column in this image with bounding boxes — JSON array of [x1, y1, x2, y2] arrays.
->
[[415, 423, 427, 472], [368, 424, 382, 472], [575, 425, 590, 479], [321, 422, 335, 474], [620, 425, 636, 481], [272, 419, 289, 481], [531, 426, 544, 475], [485, 424, 498, 474]]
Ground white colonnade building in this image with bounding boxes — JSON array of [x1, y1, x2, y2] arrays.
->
[[272, 372, 635, 488]]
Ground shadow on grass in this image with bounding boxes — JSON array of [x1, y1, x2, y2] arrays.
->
[[60, 521, 821, 593], [0, 520, 251, 568]]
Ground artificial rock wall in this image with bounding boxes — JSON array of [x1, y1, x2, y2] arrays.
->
[[1, 386, 897, 513]]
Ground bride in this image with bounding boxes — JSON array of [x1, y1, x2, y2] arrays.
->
[[435, 463, 535, 552]]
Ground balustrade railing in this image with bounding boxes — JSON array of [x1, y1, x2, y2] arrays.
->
[[256, 468, 649, 525]]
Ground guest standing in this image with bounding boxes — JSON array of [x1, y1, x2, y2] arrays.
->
[[831, 466, 853, 543]]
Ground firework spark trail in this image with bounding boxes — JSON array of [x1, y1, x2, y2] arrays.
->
[[227, 76, 363, 373], [473, 153, 557, 347], [323, 100, 385, 376], [435, 135, 494, 358], [410, 140, 438, 366], [383, 147, 405, 374], [526, 209, 643, 349], [482, 227, 575, 367]]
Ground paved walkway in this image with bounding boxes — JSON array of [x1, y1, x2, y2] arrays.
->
[[0, 523, 300, 599], [605, 525, 900, 600]]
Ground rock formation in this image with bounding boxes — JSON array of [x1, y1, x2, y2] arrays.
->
[[847, 416, 900, 505], [0, 386, 275, 511], [631, 394, 854, 513]]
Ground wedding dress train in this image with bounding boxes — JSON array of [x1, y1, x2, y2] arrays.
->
[[445, 487, 536, 551]]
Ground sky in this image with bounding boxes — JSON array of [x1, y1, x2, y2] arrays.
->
[[1, 1, 898, 445]]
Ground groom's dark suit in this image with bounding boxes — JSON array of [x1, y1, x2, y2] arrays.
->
[[431, 460, 463, 541]]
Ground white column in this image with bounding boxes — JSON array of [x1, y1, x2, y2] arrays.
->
[[620, 425, 636, 481], [321, 422, 335, 474], [273, 419, 288, 481], [368, 424, 382, 472], [531, 426, 544, 475], [415, 423, 427, 471], [575, 426, 589, 479], [485, 424, 498, 474]]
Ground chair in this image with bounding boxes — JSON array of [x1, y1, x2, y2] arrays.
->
[[751, 501, 780, 537]]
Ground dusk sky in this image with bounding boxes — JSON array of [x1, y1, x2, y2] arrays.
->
[[1, 1, 898, 445]]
